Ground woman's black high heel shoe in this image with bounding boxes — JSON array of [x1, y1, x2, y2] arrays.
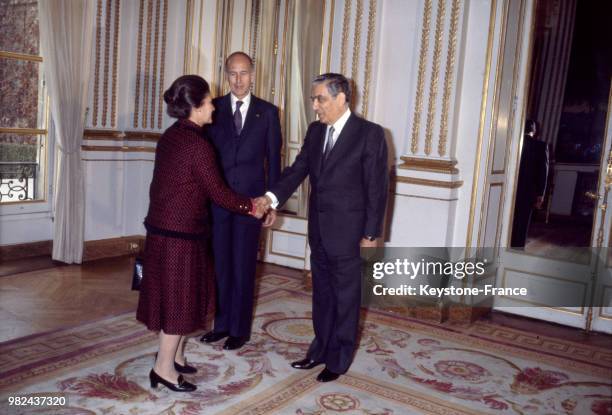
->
[[149, 369, 196, 392], [155, 353, 198, 374], [174, 360, 197, 374]]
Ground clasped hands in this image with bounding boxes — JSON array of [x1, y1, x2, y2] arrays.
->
[[249, 195, 276, 227]]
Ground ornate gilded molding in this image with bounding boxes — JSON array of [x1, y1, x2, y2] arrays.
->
[[196, 0, 204, 70], [111, 0, 121, 128], [124, 130, 162, 141], [394, 175, 463, 189], [0, 128, 47, 135], [93, 0, 103, 127], [326, 0, 335, 73], [83, 129, 160, 142], [465, 0, 497, 249], [83, 129, 124, 139], [361, 0, 376, 118], [424, 0, 446, 155], [142, 0, 154, 129], [158, 0, 168, 129], [133, 0, 145, 128], [102, 0, 112, 127], [340, 0, 352, 74], [82, 145, 156, 153], [0, 51, 42, 62], [150, 0, 161, 129], [438, 0, 461, 157], [410, 0, 432, 154], [183, 0, 192, 74], [351, 0, 363, 85], [398, 156, 459, 174]]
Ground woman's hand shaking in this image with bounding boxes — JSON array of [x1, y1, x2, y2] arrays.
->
[[249, 196, 272, 219]]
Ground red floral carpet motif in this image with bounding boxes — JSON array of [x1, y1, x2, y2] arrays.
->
[[0, 273, 610, 414]]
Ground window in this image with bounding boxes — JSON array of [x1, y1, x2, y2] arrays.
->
[[0, 0, 48, 203]]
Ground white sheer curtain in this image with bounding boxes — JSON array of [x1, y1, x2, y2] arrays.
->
[[38, 0, 95, 263]]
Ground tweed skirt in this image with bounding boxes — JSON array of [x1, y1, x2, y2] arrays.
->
[[136, 233, 215, 335]]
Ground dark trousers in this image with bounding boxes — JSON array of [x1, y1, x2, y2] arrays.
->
[[307, 239, 362, 374], [212, 215, 262, 338], [511, 198, 533, 248]]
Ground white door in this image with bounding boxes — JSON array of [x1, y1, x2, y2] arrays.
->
[[494, 0, 612, 333]]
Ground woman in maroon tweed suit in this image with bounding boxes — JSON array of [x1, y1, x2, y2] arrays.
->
[[136, 75, 266, 393]]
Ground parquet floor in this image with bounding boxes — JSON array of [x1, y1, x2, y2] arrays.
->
[[0, 256, 302, 344]]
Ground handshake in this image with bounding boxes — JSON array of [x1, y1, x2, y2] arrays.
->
[[249, 195, 275, 225]]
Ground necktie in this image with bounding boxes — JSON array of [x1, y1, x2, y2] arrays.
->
[[324, 126, 335, 159], [321, 126, 335, 171], [234, 100, 243, 135]]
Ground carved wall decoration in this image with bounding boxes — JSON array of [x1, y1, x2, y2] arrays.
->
[[408, 0, 464, 158]]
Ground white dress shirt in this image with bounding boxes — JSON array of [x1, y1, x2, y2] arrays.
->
[[266, 108, 352, 209], [231, 92, 251, 130]]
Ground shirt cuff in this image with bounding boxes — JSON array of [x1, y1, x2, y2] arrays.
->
[[265, 191, 279, 210]]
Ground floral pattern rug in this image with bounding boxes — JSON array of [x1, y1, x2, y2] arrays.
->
[[0, 273, 611, 414]]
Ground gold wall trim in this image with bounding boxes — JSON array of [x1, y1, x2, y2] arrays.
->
[[326, 0, 335, 73], [0, 128, 46, 135], [83, 130, 161, 142], [0, 51, 42, 62], [111, 0, 121, 128], [83, 129, 124, 139], [150, 0, 161, 129], [394, 176, 463, 189], [133, 0, 145, 127], [476, 0, 510, 251], [142, 0, 154, 129], [424, 0, 446, 156], [82, 145, 156, 153], [351, 0, 363, 85], [410, 0, 432, 154], [361, 0, 376, 118], [83, 158, 155, 162], [93, 0, 103, 127], [211, 0, 222, 96], [196, 0, 204, 71], [438, 0, 461, 156], [102, 0, 112, 127], [398, 156, 459, 174], [158, 0, 168, 129], [505, 0, 537, 249], [124, 130, 162, 141], [465, 0, 497, 249], [183, 0, 192, 74], [278, 0, 290, 129], [340, 0, 352, 75]]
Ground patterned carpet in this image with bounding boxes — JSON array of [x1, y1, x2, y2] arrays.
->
[[1, 273, 611, 414]]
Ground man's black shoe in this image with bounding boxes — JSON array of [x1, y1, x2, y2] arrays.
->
[[316, 368, 340, 382], [223, 336, 248, 350], [291, 358, 322, 370], [200, 331, 229, 343]]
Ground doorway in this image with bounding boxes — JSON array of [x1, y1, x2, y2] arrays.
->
[[495, 0, 612, 332]]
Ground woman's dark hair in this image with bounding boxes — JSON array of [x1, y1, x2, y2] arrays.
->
[[163, 75, 210, 119]]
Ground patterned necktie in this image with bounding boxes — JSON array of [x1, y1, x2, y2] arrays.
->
[[234, 100, 243, 135], [321, 126, 335, 171]]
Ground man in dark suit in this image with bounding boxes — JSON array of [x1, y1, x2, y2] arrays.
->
[[262, 73, 388, 382], [511, 119, 549, 248], [200, 52, 282, 350]]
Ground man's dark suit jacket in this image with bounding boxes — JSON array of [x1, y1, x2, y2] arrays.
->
[[271, 112, 388, 256], [208, 93, 282, 220]]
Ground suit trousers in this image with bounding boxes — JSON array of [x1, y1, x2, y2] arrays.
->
[[307, 238, 363, 374], [212, 214, 262, 338]]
